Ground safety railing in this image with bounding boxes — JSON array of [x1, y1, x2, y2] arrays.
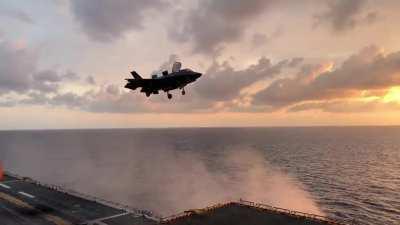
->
[[160, 199, 356, 225], [238, 199, 354, 225], [160, 202, 235, 223]]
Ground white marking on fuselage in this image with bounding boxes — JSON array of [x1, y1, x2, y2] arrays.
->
[[18, 191, 35, 198], [0, 183, 11, 189]]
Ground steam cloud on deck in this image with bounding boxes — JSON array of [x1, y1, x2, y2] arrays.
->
[[1, 132, 323, 216]]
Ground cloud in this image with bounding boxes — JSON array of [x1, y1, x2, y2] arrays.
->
[[251, 27, 284, 47], [168, 0, 276, 54], [0, 7, 34, 24], [194, 57, 293, 102], [0, 42, 37, 94], [288, 99, 400, 113], [254, 45, 400, 108], [315, 0, 377, 32], [0, 42, 87, 95], [85, 75, 96, 85], [70, 0, 168, 42]]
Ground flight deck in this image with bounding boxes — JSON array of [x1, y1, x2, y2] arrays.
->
[[0, 172, 351, 225]]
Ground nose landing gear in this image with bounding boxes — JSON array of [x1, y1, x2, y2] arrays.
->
[[167, 93, 172, 99]]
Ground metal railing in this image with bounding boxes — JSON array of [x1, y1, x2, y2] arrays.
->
[[160, 199, 356, 225], [238, 199, 354, 225], [160, 202, 235, 223]]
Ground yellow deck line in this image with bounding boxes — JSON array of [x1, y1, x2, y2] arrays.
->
[[0, 191, 72, 225]]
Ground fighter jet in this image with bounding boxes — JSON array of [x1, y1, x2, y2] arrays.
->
[[124, 62, 202, 99]]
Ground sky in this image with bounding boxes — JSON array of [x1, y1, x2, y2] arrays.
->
[[1, 0, 400, 129]]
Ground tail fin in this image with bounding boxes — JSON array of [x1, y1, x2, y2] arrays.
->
[[172, 62, 182, 73], [130, 71, 142, 79]]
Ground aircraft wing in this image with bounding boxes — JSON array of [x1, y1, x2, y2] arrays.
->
[[124, 78, 153, 91]]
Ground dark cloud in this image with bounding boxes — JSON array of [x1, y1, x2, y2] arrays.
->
[[0, 42, 36, 94], [62, 71, 80, 81], [251, 27, 283, 47], [168, 0, 276, 54], [20, 92, 49, 105], [194, 57, 294, 101], [46, 85, 149, 113], [288, 58, 304, 68], [315, 0, 377, 32], [70, 0, 168, 42], [33, 70, 62, 82], [0, 8, 34, 24], [85, 75, 96, 85], [0, 42, 87, 95], [254, 45, 400, 108], [50, 92, 86, 108]]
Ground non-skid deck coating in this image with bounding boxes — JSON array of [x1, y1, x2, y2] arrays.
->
[[161, 202, 345, 225], [0, 173, 157, 225], [0, 173, 348, 225]]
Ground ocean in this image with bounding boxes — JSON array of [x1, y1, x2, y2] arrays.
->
[[0, 127, 399, 225]]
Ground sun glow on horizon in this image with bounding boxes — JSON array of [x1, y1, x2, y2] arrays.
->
[[383, 86, 400, 103]]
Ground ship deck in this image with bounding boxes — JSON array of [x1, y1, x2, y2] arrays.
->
[[0, 173, 157, 225], [0, 172, 348, 225]]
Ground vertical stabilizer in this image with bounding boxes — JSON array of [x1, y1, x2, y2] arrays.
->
[[130, 71, 142, 79], [172, 62, 182, 73]]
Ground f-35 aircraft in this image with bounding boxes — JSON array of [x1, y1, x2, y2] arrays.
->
[[125, 62, 202, 99]]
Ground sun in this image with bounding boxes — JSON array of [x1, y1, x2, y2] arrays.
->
[[383, 86, 400, 103]]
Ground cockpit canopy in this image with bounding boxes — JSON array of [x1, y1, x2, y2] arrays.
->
[[180, 68, 193, 72]]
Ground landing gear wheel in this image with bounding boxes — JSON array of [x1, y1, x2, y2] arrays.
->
[[146, 93, 150, 97], [182, 89, 186, 95], [167, 93, 172, 99]]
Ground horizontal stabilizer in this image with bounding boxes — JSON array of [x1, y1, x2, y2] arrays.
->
[[130, 71, 142, 79]]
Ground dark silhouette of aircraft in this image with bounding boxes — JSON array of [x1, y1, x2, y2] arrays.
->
[[125, 62, 202, 99]]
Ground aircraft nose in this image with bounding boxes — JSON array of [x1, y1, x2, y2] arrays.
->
[[195, 72, 202, 78]]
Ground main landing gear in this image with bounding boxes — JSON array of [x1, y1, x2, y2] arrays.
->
[[166, 88, 185, 99]]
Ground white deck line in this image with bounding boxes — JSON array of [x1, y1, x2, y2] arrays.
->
[[0, 183, 11, 189], [84, 212, 130, 224], [18, 191, 35, 198]]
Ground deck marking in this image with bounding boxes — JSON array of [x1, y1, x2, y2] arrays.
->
[[0, 183, 11, 189], [0, 179, 19, 184], [84, 212, 130, 224], [18, 191, 35, 198], [0, 191, 72, 225], [0, 201, 31, 224]]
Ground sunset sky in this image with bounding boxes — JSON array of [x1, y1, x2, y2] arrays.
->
[[1, 0, 400, 129]]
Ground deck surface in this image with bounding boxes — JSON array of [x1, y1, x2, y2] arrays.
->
[[0, 174, 157, 225], [162, 203, 340, 225]]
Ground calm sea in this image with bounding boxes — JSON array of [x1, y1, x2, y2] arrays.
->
[[0, 127, 399, 224]]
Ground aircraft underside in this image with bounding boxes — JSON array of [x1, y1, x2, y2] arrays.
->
[[141, 84, 187, 99]]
